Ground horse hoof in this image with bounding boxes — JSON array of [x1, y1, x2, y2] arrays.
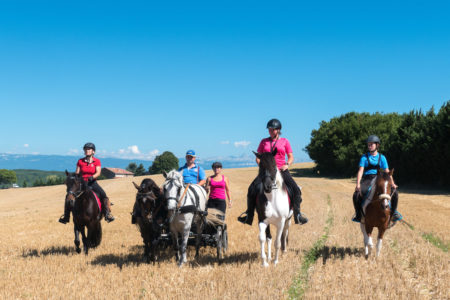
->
[[273, 260, 279, 265], [262, 262, 269, 267], [76, 248, 81, 254]]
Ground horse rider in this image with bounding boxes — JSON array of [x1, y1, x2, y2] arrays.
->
[[179, 149, 206, 186], [238, 118, 308, 226], [59, 142, 115, 224], [205, 161, 232, 218], [352, 135, 402, 223]]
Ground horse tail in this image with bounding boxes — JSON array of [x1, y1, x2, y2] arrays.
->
[[205, 208, 225, 226], [87, 221, 102, 248]]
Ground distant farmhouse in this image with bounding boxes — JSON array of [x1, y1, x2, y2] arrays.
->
[[101, 167, 134, 179]]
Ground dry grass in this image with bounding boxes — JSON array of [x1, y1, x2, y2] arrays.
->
[[0, 164, 448, 299]]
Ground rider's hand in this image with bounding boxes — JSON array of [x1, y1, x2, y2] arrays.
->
[[88, 176, 95, 183], [228, 200, 232, 208], [392, 183, 398, 190], [355, 185, 361, 192], [281, 164, 289, 171]]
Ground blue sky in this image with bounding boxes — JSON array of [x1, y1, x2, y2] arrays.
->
[[1, 1, 449, 162]]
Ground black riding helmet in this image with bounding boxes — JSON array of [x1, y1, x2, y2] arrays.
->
[[212, 162, 222, 169], [267, 118, 282, 130], [366, 135, 380, 144], [83, 142, 96, 151]]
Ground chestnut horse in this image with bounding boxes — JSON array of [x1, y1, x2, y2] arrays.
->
[[65, 171, 102, 255], [132, 178, 167, 263], [360, 169, 394, 258]]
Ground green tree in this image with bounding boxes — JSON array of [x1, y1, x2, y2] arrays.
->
[[126, 162, 138, 174], [0, 169, 17, 185], [149, 151, 179, 174], [134, 163, 146, 176], [22, 180, 28, 188]]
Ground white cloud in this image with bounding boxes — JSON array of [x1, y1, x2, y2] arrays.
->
[[234, 141, 251, 148], [24, 144, 29, 148], [128, 145, 140, 154], [67, 149, 81, 155], [220, 141, 230, 145]]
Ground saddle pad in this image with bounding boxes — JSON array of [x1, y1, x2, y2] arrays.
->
[[91, 191, 101, 211]]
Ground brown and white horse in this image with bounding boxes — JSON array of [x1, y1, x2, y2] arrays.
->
[[360, 169, 394, 258]]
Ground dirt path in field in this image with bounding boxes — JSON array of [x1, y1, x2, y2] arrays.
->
[[0, 163, 448, 299]]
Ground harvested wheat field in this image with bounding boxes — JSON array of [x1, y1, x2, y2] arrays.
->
[[0, 163, 449, 299]]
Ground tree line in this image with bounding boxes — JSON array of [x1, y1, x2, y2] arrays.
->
[[305, 101, 450, 187], [126, 151, 179, 176]]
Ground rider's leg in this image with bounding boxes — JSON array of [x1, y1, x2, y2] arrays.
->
[[281, 170, 308, 225], [237, 178, 259, 225], [131, 201, 140, 224], [390, 189, 402, 222], [352, 191, 362, 222], [90, 181, 115, 222], [58, 197, 72, 224]]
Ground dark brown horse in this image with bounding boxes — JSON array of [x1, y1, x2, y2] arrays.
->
[[65, 171, 102, 255], [360, 169, 394, 258], [132, 178, 167, 263]]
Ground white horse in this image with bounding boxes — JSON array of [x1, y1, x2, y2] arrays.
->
[[253, 150, 292, 267], [163, 170, 222, 267]]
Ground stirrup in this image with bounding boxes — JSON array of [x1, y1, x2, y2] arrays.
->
[[237, 212, 248, 224], [352, 214, 361, 223], [295, 212, 308, 225], [105, 214, 115, 223]]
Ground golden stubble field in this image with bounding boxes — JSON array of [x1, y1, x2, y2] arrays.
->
[[0, 163, 449, 299]]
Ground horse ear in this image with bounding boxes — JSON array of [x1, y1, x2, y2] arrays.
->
[[253, 151, 261, 159], [271, 147, 278, 156], [162, 171, 167, 178], [390, 168, 394, 176], [132, 182, 140, 190], [65, 170, 69, 176]]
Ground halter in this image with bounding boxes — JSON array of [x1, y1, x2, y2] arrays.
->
[[67, 176, 84, 199]]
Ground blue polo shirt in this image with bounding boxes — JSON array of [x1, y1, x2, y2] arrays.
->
[[178, 163, 206, 184], [359, 152, 388, 175]]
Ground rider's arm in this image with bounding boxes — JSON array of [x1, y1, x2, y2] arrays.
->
[[355, 166, 364, 192], [281, 153, 294, 171], [93, 166, 101, 179], [205, 176, 211, 194], [225, 176, 232, 207], [75, 166, 81, 175], [256, 157, 260, 165]]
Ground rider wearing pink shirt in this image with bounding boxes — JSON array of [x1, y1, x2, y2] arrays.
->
[[238, 119, 308, 226]]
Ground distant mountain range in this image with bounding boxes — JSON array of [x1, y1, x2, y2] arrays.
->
[[0, 153, 262, 172]]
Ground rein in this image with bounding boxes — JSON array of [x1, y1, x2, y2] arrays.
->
[[177, 183, 191, 209]]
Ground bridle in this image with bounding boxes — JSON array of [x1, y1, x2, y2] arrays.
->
[[66, 176, 84, 199]]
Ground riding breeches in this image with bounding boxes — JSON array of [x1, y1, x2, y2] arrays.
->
[[88, 181, 107, 201]]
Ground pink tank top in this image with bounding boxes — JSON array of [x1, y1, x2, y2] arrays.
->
[[209, 175, 226, 199]]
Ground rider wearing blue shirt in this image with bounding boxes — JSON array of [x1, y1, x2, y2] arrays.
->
[[179, 150, 206, 185], [352, 135, 402, 223]]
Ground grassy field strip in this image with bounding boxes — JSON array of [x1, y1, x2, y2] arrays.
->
[[288, 194, 333, 299], [400, 219, 449, 253]]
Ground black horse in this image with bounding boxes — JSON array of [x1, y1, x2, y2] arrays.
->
[[65, 171, 102, 255], [132, 178, 167, 263]]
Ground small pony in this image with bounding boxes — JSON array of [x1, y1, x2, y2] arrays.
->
[[360, 169, 394, 258], [132, 178, 167, 263], [253, 149, 292, 267], [64, 171, 102, 255]]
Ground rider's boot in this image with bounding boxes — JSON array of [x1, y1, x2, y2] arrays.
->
[[237, 195, 255, 226], [352, 192, 362, 222], [58, 198, 71, 224], [293, 195, 308, 225], [103, 197, 115, 223]]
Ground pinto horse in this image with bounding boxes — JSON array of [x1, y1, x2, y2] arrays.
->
[[253, 149, 292, 267], [360, 169, 394, 258], [65, 171, 102, 255], [132, 178, 167, 263]]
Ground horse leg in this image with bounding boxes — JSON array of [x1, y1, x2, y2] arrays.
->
[[171, 231, 180, 263], [179, 228, 189, 267], [80, 227, 88, 255], [73, 225, 81, 254], [195, 218, 203, 260], [281, 217, 291, 253], [273, 221, 285, 265], [266, 226, 272, 262], [360, 223, 373, 259], [258, 222, 269, 267], [376, 227, 386, 257]]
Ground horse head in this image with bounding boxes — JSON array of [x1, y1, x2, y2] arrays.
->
[[65, 170, 85, 202], [375, 169, 394, 210], [133, 179, 158, 222], [254, 149, 278, 193], [163, 170, 184, 210]]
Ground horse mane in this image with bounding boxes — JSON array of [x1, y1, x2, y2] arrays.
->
[[256, 152, 277, 179]]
